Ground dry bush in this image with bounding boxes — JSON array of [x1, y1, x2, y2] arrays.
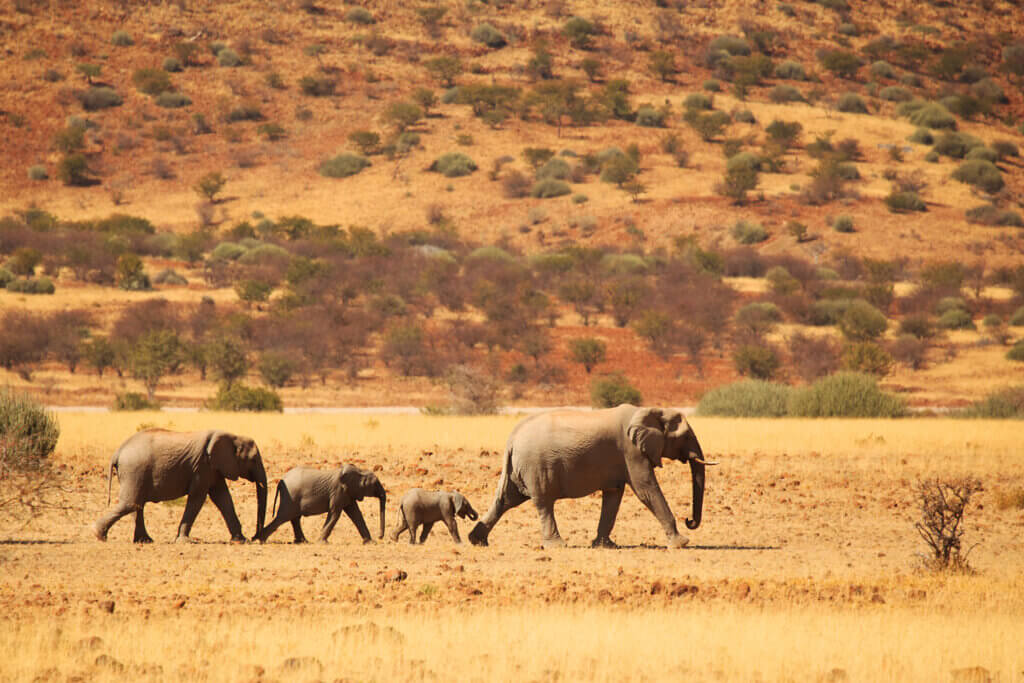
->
[[914, 477, 982, 572], [0, 388, 65, 525], [789, 332, 839, 383]]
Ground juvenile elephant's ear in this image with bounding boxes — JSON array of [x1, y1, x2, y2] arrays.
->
[[452, 492, 466, 515], [627, 408, 666, 467], [207, 431, 241, 480]]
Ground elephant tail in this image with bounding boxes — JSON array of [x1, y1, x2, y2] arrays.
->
[[271, 480, 284, 517], [106, 452, 119, 506]]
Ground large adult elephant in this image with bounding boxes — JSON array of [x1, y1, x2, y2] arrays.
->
[[467, 405, 715, 549], [92, 429, 267, 543]]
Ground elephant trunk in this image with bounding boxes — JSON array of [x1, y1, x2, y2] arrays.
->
[[253, 459, 267, 540], [685, 436, 706, 531], [375, 482, 386, 539]]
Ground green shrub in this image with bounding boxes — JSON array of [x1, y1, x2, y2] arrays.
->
[[6, 277, 55, 294], [774, 60, 806, 80], [952, 160, 1004, 194], [684, 93, 713, 111], [965, 204, 1023, 227], [163, 57, 183, 72], [1006, 342, 1024, 362], [733, 345, 781, 380], [1009, 307, 1024, 327], [905, 102, 956, 129], [299, 75, 336, 97], [933, 131, 984, 158], [958, 386, 1024, 419], [709, 35, 750, 57], [703, 79, 721, 91], [832, 214, 854, 232], [992, 140, 1019, 160], [869, 60, 896, 79], [733, 109, 756, 123], [590, 372, 643, 408], [431, 153, 477, 177], [819, 50, 862, 78], [114, 392, 160, 411], [938, 308, 975, 330], [155, 92, 191, 108], [536, 157, 570, 181], [563, 16, 596, 49], [731, 220, 768, 244], [880, 86, 913, 102], [837, 93, 868, 113], [217, 48, 241, 67], [841, 341, 893, 376], [210, 242, 247, 262], [0, 268, 15, 288], [226, 105, 262, 122], [0, 388, 60, 470], [111, 30, 133, 46], [27, 165, 47, 181], [132, 68, 172, 95], [726, 152, 761, 173], [319, 153, 371, 178], [77, 87, 122, 111], [471, 23, 506, 48], [206, 383, 283, 412], [634, 106, 666, 127], [885, 191, 926, 213], [964, 146, 997, 163], [258, 352, 297, 388], [908, 127, 934, 144], [696, 380, 793, 417], [838, 299, 887, 341], [788, 372, 905, 417], [345, 7, 375, 24], [970, 78, 1006, 103], [925, 150, 939, 162], [152, 268, 188, 285], [531, 179, 571, 198], [769, 84, 804, 103]]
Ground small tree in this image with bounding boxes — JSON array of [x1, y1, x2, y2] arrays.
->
[[717, 165, 759, 205], [385, 100, 423, 132], [0, 388, 62, 522], [590, 372, 642, 408], [424, 56, 462, 87], [194, 171, 226, 202], [84, 336, 116, 377], [648, 50, 679, 82], [258, 351, 296, 388], [569, 337, 606, 373], [914, 477, 982, 572], [130, 330, 183, 400], [206, 336, 248, 387]]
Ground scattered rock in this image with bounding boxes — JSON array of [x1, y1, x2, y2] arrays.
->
[[279, 656, 323, 673], [98, 600, 115, 614], [384, 569, 407, 582], [650, 580, 664, 595], [535, 555, 552, 562], [951, 666, 992, 683], [670, 584, 699, 597], [734, 582, 751, 599], [172, 598, 187, 609]]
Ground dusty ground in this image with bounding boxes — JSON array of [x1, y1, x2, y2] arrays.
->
[[2, 414, 1022, 681]]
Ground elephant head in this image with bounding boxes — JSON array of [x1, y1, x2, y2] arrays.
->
[[207, 431, 267, 540], [452, 493, 478, 521], [340, 465, 387, 539], [627, 407, 716, 531]]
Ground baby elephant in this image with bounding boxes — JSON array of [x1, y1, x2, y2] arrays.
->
[[255, 465, 386, 544], [390, 489, 478, 544]]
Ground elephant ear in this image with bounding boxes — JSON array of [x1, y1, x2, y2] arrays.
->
[[452, 492, 466, 516], [339, 465, 363, 501], [662, 408, 690, 440], [627, 408, 667, 468], [207, 431, 241, 480]]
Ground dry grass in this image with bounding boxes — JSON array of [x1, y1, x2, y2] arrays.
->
[[3, 413, 1024, 680]]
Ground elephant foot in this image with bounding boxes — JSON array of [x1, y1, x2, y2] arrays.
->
[[542, 537, 567, 549], [591, 536, 618, 549], [174, 535, 197, 544], [229, 535, 248, 544], [668, 535, 690, 549], [91, 523, 107, 542], [292, 538, 307, 544], [133, 535, 154, 544], [467, 523, 489, 546], [362, 538, 375, 545]]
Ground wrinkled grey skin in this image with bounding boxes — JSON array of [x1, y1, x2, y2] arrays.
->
[[389, 488, 479, 545], [92, 429, 267, 543], [468, 405, 707, 549], [255, 465, 386, 544]]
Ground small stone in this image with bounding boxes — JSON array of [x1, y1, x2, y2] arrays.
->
[[98, 600, 115, 614], [172, 599, 186, 609], [384, 569, 407, 582]]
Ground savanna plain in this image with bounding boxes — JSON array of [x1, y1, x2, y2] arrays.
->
[[2, 413, 1023, 682]]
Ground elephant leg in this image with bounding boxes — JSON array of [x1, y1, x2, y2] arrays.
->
[[468, 480, 530, 546], [208, 477, 246, 542], [291, 518, 308, 544], [255, 513, 287, 543], [592, 487, 624, 549], [389, 514, 408, 542], [440, 510, 461, 543], [319, 509, 342, 543], [419, 522, 435, 544], [175, 483, 209, 543], [533, 498, 565, 549], [344, 504, 373, 544], [133, 507, 154, 544], [93, 501, 138, 541], [629, 471, 687, 548], [407, 519, 419, 545]]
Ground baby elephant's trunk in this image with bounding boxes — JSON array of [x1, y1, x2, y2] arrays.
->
[[375, 481, 387, 539]]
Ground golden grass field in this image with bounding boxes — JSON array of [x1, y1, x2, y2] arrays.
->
[[2, 413, 1023, 681]]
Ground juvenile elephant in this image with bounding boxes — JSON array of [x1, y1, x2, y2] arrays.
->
[[92, 429, 267, 543], [254, 465, 386, 544], [389, 489, 478, 544], [468, 405, 715, 549]]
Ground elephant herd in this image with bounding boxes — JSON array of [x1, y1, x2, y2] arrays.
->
[[92, 405, 715, 549]]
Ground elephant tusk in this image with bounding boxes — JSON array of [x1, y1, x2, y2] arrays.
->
[[690, 457, 719, 466]]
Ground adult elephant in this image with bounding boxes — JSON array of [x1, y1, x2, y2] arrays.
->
[[92, 429, 267, 543], [467, 405, 715, 549]]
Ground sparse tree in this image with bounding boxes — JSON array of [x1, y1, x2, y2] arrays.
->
[[569, 337, 606, 373], [194, 171, 226, 202], [424, 55, 462, 87], [130, 329, 183, 400], [914, 477, 982, 572], [206, 336, 248, 387]]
